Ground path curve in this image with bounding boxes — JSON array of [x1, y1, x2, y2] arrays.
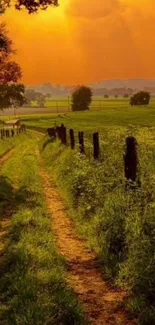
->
[[37, 149, 136, 325]]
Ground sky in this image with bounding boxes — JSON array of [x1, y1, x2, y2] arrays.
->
[[2, 0, 155, 85]]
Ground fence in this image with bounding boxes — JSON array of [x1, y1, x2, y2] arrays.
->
[[47, 124, 138, 183], [0, 124, 26, 139]]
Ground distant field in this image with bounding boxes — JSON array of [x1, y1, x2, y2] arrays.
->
[[2, 98, 155, 117], [8, 104, 155, 133], [31, 96, 130, 110]]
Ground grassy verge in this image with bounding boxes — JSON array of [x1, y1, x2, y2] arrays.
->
[[0, 135, 86, 325], [40, 131, 155, 324], [0, 132, 28, 157]]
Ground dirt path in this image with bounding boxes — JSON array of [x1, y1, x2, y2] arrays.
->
[[37, 150, 136, 325]]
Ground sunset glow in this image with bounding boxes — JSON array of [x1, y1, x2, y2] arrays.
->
[[2, 0, 155, 85]]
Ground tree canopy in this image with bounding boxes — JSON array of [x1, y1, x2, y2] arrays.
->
[[0, 0, 58, 14], [71, 86, 92, 111], [130, 91, 150, 106], [0, 83, 26, 110], [0, 23, 25, 110]]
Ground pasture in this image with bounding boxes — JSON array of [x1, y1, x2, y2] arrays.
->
[[2, 97, 155, 116]]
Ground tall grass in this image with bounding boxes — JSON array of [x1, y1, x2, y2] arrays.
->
[[40, 126, 155, 324]]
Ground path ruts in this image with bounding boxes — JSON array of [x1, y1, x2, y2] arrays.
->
[[0, 148, 14, 166], [37, 149, 136, 325]]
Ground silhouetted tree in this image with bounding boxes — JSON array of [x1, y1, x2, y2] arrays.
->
[[0, 24, 22, 84], [0, 84, 26, 110], [0, 24, 25, 110], [130, 91, 150, 106], [0, 0, 58, 14], [71, 86, 92, 111]]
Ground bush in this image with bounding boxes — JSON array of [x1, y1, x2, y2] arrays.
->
[[71, 86, 92, 111]]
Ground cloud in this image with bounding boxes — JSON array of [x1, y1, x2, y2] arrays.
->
[[3, 0, 155, 84], [66, 0, 126, 19]]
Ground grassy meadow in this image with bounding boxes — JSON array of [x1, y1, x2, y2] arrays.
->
[[1, 104, 155, 323], [23, 105, 155, 324]]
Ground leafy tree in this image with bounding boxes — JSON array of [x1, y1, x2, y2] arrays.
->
[[71, 86, 92, 111], [0, 84, 26, 110], [0, 23, 22, 84], [25, 89, 44, 101], [130, 91, 150, 106], [0, 23, 25, 110], [0, 0, 58, 14], [38, 96, 45, 108], [104, 94, 109, 98]]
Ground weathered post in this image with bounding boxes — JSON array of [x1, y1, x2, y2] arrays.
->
[[124, 136, 138, 182], [69, 129, 75, 149], [0, 129, 3, 139], [93, 132, 100, 159], [78, 131, 85, 154], [62, 125, 67, 145], [47, 127, 56, 139]]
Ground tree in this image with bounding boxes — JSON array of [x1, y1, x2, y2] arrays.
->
[[38, 97, 45, 108], [124, 94, 129, 98], [115, 95, 118, 98], [0, 0, 58, 14], [104, 94, 109, 98], [130, 91, 150, 106], [0, 23, 25, 110], [71, 86, 92, 111], [0, 84, 26, 110], [0, 23, 22, 85]]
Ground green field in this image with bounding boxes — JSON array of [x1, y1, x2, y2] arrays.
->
[[20, 104, 155, 132], [21, 107, 155, 324], [1, 107, 155, 323]]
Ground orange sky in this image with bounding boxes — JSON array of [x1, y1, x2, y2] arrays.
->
[[1, 0, 155, 85]]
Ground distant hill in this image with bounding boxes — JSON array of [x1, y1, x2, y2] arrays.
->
[[26, 79, 155, 96]]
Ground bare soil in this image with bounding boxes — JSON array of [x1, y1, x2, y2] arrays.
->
[[37, 150, 136, 325]]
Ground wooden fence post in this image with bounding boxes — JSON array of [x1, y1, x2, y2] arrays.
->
[[47, 127, 56, 139], [124, 136, 138, 182], [78, 131, 85, 154], [62, 126, 67, 145], [93, 132, 100, 159], [69, 129, 75, 149], [57, 124, 67, 145]]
